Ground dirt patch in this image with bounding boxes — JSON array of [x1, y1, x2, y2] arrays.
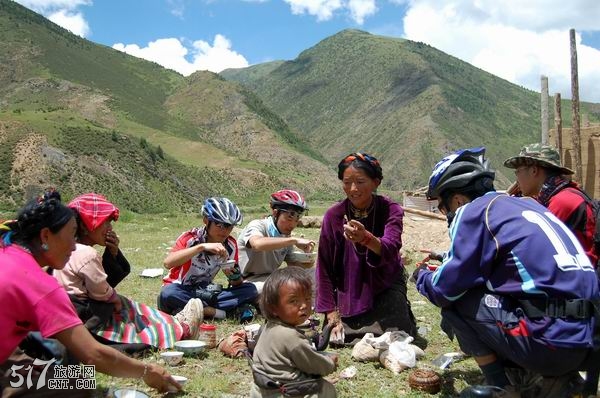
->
[[10, 133, 48, 192]]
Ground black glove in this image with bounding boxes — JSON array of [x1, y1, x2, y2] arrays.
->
[[410, 262, 429, 284]]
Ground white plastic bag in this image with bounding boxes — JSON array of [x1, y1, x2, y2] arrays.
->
[[379, 341, 416, 374]]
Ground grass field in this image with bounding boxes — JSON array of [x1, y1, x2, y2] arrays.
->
[[86, 211, 481, 397]]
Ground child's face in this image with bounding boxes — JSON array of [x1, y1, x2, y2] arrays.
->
[[273, 281, 311, 326]]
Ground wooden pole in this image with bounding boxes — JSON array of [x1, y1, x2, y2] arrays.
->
[[541, 76, 549, 144], [403, 207, 447, 221], [570, 28, 582, 182], [554, 93, 563, 156]]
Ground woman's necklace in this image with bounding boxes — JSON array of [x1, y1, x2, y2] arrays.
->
[[348, 197, 375, 220]]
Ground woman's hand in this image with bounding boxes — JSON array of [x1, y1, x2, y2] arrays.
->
[[143, 363, 182, 393], [105, 231, 120, 257], [111, 294, 123, 312], [326, 310, 344, 344], [343, 219, 368, 244]]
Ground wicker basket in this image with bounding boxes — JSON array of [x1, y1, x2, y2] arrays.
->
[[408, 369, 442, 394]]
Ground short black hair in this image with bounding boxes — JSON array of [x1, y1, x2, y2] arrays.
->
[[259, 267, 312, 321]]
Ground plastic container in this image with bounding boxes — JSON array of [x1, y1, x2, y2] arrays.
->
[[198, 323, 217, 348]]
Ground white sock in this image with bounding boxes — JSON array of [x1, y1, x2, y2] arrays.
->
[[214, 309, 226, 319]]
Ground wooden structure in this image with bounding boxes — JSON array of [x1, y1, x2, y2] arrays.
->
[[549, 123, 600, 198]]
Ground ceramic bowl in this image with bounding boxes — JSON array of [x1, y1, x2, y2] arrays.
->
[[174, 340, 207, 355], [172, 375, 188, 386], [160, 350, 184, 365], [287, 251, 317, 263], [113, 389, 150, 398]]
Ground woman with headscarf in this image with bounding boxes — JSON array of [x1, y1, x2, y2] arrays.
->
[[315, 152, 417, 345], [53, 193, 203, 350], [0, 190, 180, 395]]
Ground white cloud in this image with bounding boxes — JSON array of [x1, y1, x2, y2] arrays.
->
[[113, 34, 249, 75], [15, 0, 91, 37], [15, 0, 91, 11], [47, 9, 90, 37], [283, 0, 343, 22], [282, 0, 377, 24], [167, 0, 186, 18], [348, 0, 377, 25], [402, 0, 600, 102]]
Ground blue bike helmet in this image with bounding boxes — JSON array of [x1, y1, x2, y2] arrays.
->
[[201, 197, 243, 225]]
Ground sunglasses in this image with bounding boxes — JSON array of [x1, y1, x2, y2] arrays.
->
[[213, 221, 234, 230], [279, 209, 303, 221]]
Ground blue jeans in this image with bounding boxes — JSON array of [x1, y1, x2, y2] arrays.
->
[[157, 282, 258, 315]]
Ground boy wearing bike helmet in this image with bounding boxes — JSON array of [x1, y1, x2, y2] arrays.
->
[[238, 189, 316, 293], [158, 197, 258, 321], [413, 147, 600, 397]]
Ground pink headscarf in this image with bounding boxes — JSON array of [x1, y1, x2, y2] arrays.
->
[[68, 193, 119, 232]]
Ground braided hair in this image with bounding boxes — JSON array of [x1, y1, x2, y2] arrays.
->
[[1, 189, 73, 248], [337, 152, 383, 181]]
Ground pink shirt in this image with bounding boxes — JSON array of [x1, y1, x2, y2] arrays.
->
[[0, 245, 82, 362]]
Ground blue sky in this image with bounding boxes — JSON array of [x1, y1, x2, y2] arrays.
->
[[14, 0, 600, 102]]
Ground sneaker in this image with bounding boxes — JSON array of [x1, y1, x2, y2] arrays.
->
[[459, 385, 520, 398], [533, 372, 585, 398], [236, 304, 256, 324], [175, 298, 203, 339]]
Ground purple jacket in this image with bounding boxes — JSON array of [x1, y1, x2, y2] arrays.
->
[[315, 195, 405, 317]]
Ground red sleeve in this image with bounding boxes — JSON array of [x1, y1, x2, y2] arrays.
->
[[171, 231, 194, 252]]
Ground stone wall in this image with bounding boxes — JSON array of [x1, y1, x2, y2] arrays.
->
[[549, 123, 600, 198]]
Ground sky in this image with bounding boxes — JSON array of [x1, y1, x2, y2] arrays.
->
[[13, 0, 600, 103]]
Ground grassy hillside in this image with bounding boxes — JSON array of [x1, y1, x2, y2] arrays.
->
[[222, 30, 600, 190], [0, 0, 339, 211]]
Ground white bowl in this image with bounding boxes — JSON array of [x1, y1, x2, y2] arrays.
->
[[160, 350, 184, 365], [172, 375, 188, 386], [113, 389, 150, 398], [174, 340, 207, 355], [287, 251, 317, 263]]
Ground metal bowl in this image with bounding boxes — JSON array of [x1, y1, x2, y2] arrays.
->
[[174, 340, 207, 355]]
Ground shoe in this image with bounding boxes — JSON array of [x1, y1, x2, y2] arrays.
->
[[175, 298, 203, 339], [236, 304, 256, 324], [533, 372, 585, 398], [460, 385, 520, 398]]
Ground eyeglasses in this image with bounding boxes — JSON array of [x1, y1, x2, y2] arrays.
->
[[213, 221, 234, 230], [279, 209, 303, 221]]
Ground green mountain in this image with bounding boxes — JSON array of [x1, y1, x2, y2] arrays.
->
[[222, 29, 600, 190], [0, 0, 339, 212]]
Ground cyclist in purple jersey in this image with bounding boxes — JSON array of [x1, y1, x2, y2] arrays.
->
[[414, 147, 600, 397]]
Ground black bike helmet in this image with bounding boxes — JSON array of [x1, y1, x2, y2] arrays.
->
[[427, 147, 495, 200]]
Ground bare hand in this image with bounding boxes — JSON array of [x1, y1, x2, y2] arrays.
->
[[143, 363, 182, 393], [111, 295, 123, 312], [343, 219, 368, 244], [295, 238, 316, 253], [418, 249, 444, 262], [200, 243, 228, 259], [105, 231, 120, 257]]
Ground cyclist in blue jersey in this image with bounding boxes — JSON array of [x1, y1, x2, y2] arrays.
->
[[413, 147, 600, 397]]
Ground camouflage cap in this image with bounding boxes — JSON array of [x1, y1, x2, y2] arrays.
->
[[503, 143, 574, 175]]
